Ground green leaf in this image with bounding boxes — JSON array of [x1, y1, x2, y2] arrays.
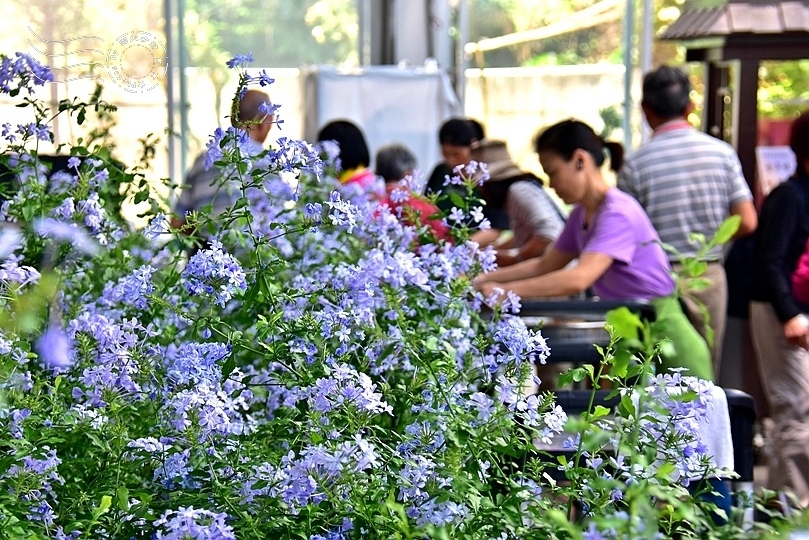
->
[[712, 215, 741, 245], [681, 258, 707, 278], [116, 486, 130, 511], [448, 190, 466, 209], [133, 188, 149, 204], [222, 354, 236, 380], [556, 367, 585, 388], [96, 495, 112, 516], [684, 277, 711, 292], [588, 404, 611, 420], [605, 307, 642, 340], [618, 394, 636, 417]]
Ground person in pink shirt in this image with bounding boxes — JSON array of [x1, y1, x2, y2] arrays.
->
[[316, 120, 377, 189], [375, 143, 449, 243], [474, 119, 711, 380]]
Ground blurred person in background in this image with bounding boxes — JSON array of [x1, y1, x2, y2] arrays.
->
[[425, 118, 509, 246], [475, 119, 712, 381], [376, 143, 449, 242], [472, 139, 564, 267], [316, 119, 377, 190], [175, 89, 275, 226], [617, 65, 757, 372], [749, 109, 809, 507]]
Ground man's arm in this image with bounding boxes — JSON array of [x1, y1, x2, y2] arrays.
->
[[729, 199, 757, 238]]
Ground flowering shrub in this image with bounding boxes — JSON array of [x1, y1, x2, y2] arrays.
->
[[0, 52, 799, 539]]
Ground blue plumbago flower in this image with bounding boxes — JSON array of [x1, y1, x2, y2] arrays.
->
[[0, 52, 53, 94], [396, 455, 460, 523], [226, 53, 254, 69], [48, 171, 78, 194], [325, 191, 359, 233], [143, 213, 169, 240], [639, 374, 719, 483], [153, 507, 236, 539], [8, 407, 31, 438], [127, 437, 172, 454], [182, 241, 247, 307], [258, 100, 280, 118], [448, 207, 465, 223], [153, 449, 199, 489], [66, 156, 80, 169], [100, 265, 156, 310], [303, 363, 392, 417], [0, 334, 12, 355], [1, 122, 15, 143], [467, 391, 496, 423], [0, 254, 41, 289], [5, 446, 64, 527], [16, 122, 51, 142], [165, 342, 230, 387], [268, 137, 324, 177], [253, 69, 274, 87], [52, 197, 75, 220], [239, 437, 380, 513], [68, 313, 154, 405], [303, 202, 323, 226], [316, 140, 341, 163], [33, 217, 99, 255], [582, 522, 607, 540], [35, 324, 74, 370], [0, 226, 22, 259], [479, 316, 549, 377], [415, 499, 468, 527], [203, 126, 249, 170]]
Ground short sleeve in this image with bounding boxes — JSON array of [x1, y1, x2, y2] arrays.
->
[[554, 206, 584, 255], [507, 182, 564, 240]]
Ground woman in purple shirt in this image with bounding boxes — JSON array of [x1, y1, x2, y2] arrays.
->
[[474, 119, 712, 380]]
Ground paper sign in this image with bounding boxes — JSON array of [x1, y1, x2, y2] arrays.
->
[[757, 146, 796, 198]]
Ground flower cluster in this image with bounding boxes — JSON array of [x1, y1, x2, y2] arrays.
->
[[182, 240, 247, 306], [0, 50, 787, 540]]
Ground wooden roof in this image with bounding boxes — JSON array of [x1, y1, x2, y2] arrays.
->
[[660, 1, 809, 39], [659, 1, 809, 61]]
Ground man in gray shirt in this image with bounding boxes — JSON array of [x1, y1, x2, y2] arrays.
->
[[617, 66, 757, 374], [176, 89, 275, 224]]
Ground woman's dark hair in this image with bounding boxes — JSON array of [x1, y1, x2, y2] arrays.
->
[[791, 109, 809, 171], [438, 118, 485, 146], [316, 120, 370, 171], [641, 65, 691, 120], [533, 119, 624, 173]]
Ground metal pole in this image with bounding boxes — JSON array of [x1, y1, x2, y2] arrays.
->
[[178, 0, 189, 177], [640, 0, 653, 142], [622, 0, 635, 149], [359, 0, 372, 65], [456, 0, 468, 110], [164, 0, 176, 188]]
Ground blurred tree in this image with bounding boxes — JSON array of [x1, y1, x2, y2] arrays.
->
[[187, 0, 357, 68], [467, 0, 622, 67], [759, 60, 809, 120]]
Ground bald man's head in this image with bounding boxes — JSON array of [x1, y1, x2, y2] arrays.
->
[[232, 89, 273, 144]]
